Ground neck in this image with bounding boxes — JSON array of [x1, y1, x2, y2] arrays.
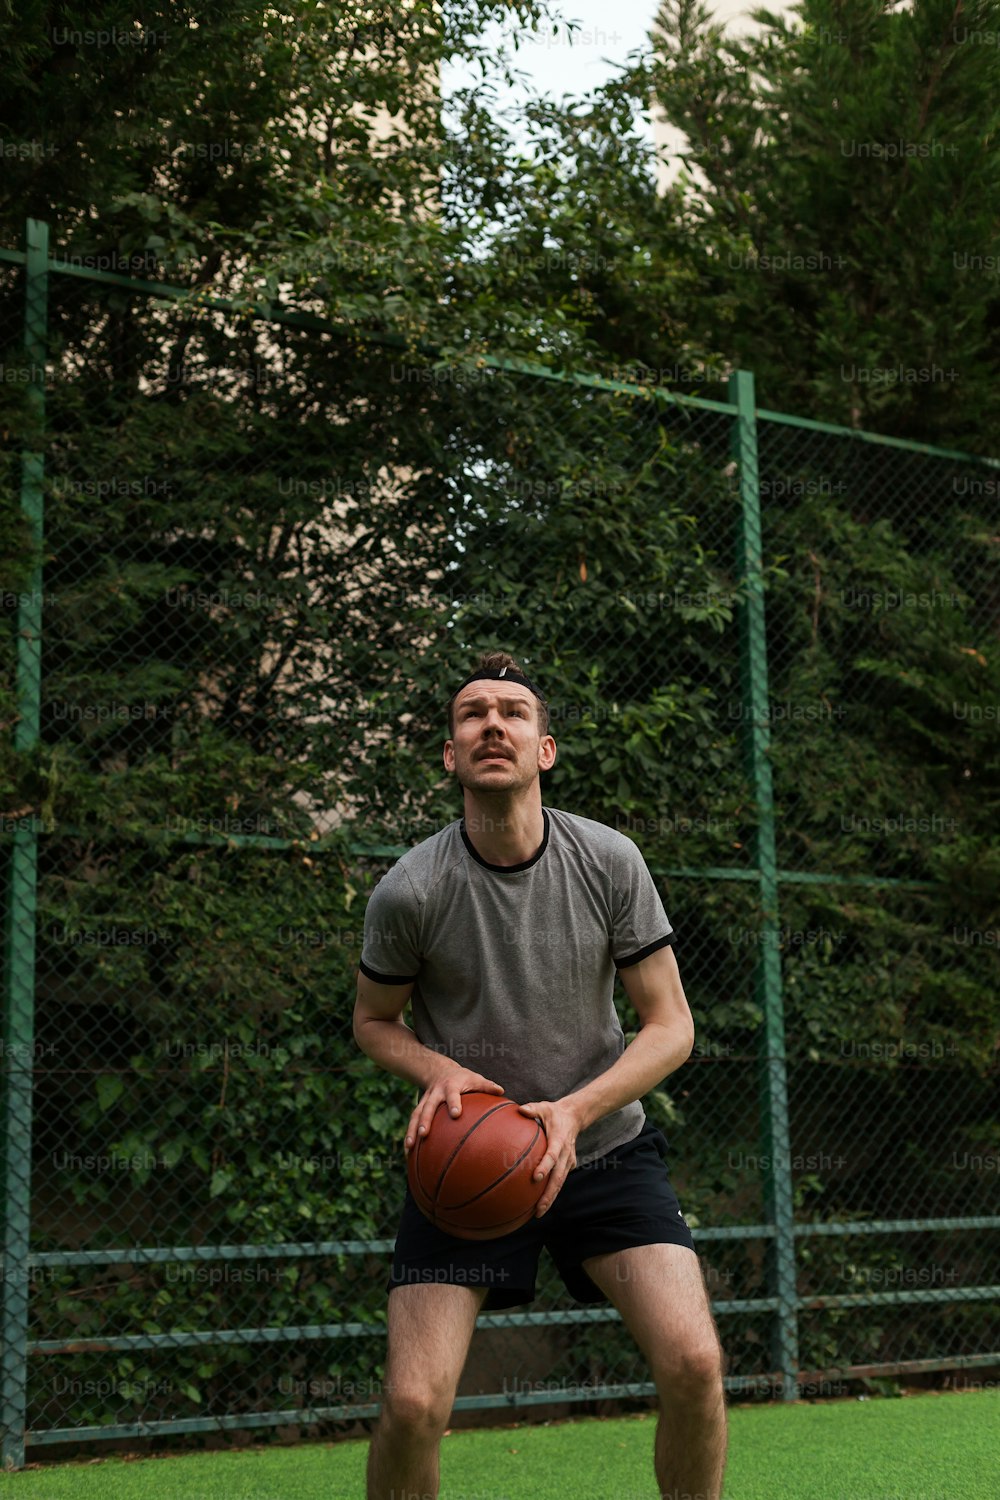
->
[[461, 788, 545, 866]]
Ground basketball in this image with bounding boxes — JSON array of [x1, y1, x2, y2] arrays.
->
[[406, 1091, 549, 1240]]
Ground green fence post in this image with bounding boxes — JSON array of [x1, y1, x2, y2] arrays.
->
[[1, 217, 49, 1471], [728, 368, 799, 1400]]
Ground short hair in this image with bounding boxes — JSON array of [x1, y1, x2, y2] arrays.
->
[[447, 650, 550, 737]]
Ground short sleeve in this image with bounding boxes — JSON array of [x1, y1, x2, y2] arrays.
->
[[610, 835, 674, 969], [359, 862, 421, 984]]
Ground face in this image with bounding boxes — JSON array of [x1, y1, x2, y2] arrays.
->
[[444, 684, 556, 792]]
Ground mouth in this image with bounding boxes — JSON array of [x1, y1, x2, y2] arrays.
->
[[477, 750, 513, 763]]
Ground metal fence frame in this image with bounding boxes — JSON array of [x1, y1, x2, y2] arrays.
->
[[2, 216, 999, 1467]]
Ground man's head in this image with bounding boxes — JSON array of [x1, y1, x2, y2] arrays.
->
[[446, 650, 549, 737], [444, 650, 556, 794]]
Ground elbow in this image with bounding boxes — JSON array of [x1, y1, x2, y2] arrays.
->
[[351, 1006, 370, 1055], [677, 1012, 695, 1064]]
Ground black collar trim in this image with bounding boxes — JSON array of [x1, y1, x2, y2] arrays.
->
[[461, 808, 550, 873]]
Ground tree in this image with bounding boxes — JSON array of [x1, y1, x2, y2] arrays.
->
[[509, 0, 1000, 450], [2, 0, 997, 1439]]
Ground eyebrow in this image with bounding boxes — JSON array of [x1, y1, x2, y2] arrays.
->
[[456, 694, 533, 711]]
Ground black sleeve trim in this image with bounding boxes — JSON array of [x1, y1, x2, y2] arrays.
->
[[615, 932, 675, 970], [359, 958, 419, 985]]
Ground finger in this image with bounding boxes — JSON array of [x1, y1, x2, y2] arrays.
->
[[519, 1103, 546, 1130], [538, 1151, 575, 1212], [536, 1170, 567, 1217], [418, 1099, 442, 1137], [532, 1151, 554, 1183], [404, 1106, 424, 1152], [409, 1094, 445, 1148], [473, 1080, 505, 1096], [445, 1089, 467, 1119]]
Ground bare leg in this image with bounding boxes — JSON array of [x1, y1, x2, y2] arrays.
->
[[583, 1243, 727, 1500], [366, 1282, 487, 1500]]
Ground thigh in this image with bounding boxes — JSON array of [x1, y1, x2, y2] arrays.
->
[[582, 1242, 723, 1382], [545, 1121, 695, 1304], [383, 1282, 487, 1409], [389, 1183, 545, 1310]]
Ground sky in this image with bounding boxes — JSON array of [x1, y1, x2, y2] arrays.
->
[[442, 0, 796, 171]]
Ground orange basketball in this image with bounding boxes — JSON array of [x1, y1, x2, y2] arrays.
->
[[406, 1092, 548, 1240]]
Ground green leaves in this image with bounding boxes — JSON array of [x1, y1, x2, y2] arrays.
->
[[95, 1074, 125, 1113], [209, 1170, 233, 1199], [631, 0, 1000, 449], [2, 0, 997, 1430]]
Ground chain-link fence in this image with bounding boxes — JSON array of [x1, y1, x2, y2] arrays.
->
[[1, 218, 998, 1466]]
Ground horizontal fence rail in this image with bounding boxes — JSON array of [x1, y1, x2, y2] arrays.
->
[[1, 218, 998, 1465]]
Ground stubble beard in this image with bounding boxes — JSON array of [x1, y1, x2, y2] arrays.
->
[[456, 749, 536, 802]]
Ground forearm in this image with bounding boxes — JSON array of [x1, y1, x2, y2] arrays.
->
[[565, 1021, 693, 1135], [354, 1017, 460, 1092]]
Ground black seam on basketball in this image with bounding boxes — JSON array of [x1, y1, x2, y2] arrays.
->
[[440, 1122, 542, 1210], [410, 1104, 506, 1209], [431, 1099, 517, 1200], [412, 1147, 434, 1211]]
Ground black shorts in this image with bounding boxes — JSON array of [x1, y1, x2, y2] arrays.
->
[[387, 1118, 696, 1311]]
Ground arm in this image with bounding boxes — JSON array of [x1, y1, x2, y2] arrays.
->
[[353, 970, 504, 1152], [519, 943, 694, 1214], [566, 942, 694, 1133]]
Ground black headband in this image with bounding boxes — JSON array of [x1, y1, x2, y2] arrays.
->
[[452, 666, 545, 702]]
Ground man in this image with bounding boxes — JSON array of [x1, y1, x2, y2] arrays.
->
[[353, 650, 727, 1500]]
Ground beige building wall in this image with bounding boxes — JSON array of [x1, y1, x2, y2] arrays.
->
[[651, 0, 797, 194]]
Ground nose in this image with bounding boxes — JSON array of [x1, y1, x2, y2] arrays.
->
[[480, 705, 507, 734]]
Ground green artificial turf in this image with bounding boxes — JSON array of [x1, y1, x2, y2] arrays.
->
[[0, 1389, 995, 1499]]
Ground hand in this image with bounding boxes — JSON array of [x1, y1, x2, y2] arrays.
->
[[403, 1069, 506, 1155], [517, 1098, 584, 1217]]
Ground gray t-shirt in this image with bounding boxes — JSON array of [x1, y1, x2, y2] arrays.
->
[[359, 805, 675, 1165]]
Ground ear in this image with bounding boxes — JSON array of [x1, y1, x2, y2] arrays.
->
[[443, 738, 456, 772], [538, 734, 557, 771]]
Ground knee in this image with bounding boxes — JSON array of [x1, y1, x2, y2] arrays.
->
[[380, 1381, 453, 1438], [656, 1337, 725, 1404]]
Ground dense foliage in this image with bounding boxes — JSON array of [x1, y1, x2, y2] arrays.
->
[[1, 0, 997, 1447], [468, 0, 1000, 449]]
